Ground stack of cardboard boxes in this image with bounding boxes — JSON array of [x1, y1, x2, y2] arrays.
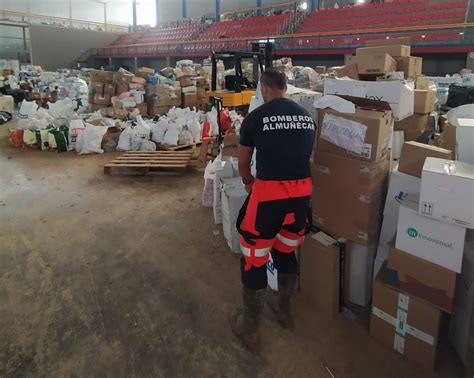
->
[[179, 75, 198, 109], [145, 82, 182, 116], [195, 76, 209, 110], [88, 70, 115, 112], [370, 154, 474, 369]]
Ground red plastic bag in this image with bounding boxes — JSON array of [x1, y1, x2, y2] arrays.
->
[[201, 121, 211, 139], [219, 109, 233, 134], [9, 130, 24, 148]]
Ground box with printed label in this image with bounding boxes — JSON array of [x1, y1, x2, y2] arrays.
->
[[386, 244, 457, 313], [300, 232, 348, 316], [394, 56, 422, 79], [312, 150, 390, 244], [352, 54, 397, 76], [356, 44, 411, 58], [323, 78, 414, 121], [370, 264, 441, 369], [394, 114, 429, 133], [414, 89, 436, 114], [383, 167, 421, 219], [396, 198, 466, 273], [398, 141, 453, 178], [318, 107, 392, 162], [419, 157, 474, 229]]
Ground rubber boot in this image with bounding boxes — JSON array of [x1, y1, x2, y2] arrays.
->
[[230, 286, 266, 353], [267, 272, 296, 329]]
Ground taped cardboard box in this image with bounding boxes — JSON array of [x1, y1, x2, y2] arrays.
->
[[327, 64, 359, 80], [114, 72, 134, 85], [318, 106, 392, 162], [90, 69, 114, 83], [370, 264, 441, 370], [356, 44, 411, 58], [386, 244, 457, 313], [323, 78, 414, 121], [394, 114, 429, 132], [365, 36, 412, 47], [396, 198, 466, 273], [398, 141, 453, 178], [395, 56, 422, 79], [352, 54, 396, 76], [300, 231, 348, 317], [415, 76, 432, 90], [419, 157, 474, 229], [135, 67, 155, 78], [312, 150, 390, 244], [414, 89, 436, 114], [89, 82, 104, 96]]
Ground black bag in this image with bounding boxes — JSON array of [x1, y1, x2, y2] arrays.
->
[[0, 111, 12, 125], [446, 84, 474, 108]]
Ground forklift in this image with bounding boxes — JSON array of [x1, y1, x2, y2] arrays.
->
[[207, 42, 273, 109]]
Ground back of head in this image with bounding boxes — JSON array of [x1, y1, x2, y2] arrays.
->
[[260, 69, 287, 103]]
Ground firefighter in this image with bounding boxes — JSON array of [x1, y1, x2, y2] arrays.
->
[[230, 69, 316, 352]]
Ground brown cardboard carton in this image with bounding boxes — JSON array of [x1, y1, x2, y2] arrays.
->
[[315, 66, 327, 74], [88, 93, 95, 104], [113, 71, 133, 85], [416, 77, 431, 90], [356, 44, 411, 57], [354, 54, 396, 75], [179, 76, 194, 87], [135, 67, 155, 78], [89, 82, 104, 95], [103, 83, 116, 96], [386, 244, 457, 313], [365, 36, 412, 47], [395, 57, 422, 79], [182, 93, 198, 108], [93, 93, 111, 106], [404, 128, 425, 142], [300, 232, 348, 317], [115, 83, 129, 96], [441, 122, 457, 154], [153, 106, 170, 116], [370, 264, 441, 369], [101, 126, 121, 148], [90, 103, 107, 112], [90, 69, 114, 83], [312, 150, 390, 244], [328, 64, 359, 80], [394, 114, 429, 132], [398, 141, 453, 178], [414, 89, 436, 114], [153, 96, 178, 108], [221, 134, 239, 158], [136, 103, 148, 116], [318, 107, 392, 162]]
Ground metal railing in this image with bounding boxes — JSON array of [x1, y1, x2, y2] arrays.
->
[[0, 10, 127, 33]]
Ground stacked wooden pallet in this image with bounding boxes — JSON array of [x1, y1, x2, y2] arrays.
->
[[104, 150, 196, 175]]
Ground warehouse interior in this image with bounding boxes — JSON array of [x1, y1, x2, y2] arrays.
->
[[0, 0, 473, 377]]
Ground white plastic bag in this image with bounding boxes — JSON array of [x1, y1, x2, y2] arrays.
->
[[78, 123, 108, 154], [18, 100, 38, 121], [178, 127, 194, 145], [151, 118, 169, 144], [140, 139, 157, 151], [131, 116, 152, 150], [202, 160, 216, 208], [162, 123, 179, 145], [187, 119, 202, 142], [117, 126, 133, 151], [48, 98, 75, 119], [207, 108, 219, 136], [68, 119, 86, 151]]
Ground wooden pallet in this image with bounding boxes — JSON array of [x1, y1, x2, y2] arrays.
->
[[158, 141, 202, 151], [104, 150, 195, 175]]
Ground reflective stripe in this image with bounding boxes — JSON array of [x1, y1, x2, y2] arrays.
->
[[276, 233, 302, 247], [240, 246, 271, 258]]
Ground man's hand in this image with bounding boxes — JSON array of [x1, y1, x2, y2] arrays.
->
[[242, 175, 254, 193], [238, 144, 254, 192]]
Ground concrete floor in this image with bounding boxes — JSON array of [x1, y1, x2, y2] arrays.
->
[[0, 124, 465, 377]]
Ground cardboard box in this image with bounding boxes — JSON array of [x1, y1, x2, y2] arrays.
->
[[90, 69, 114, 83], [441, 122, 457, 154], [182, 85, 197, 94], [182, 93, 198, 108], [404, 128, 425, 142], [456, 118, 474, 165], [136, 103, 148, 116], [383, 167, 421, 219], [394, 114, 429, 132], [153, 96, 178, 108], [179, 76, 194, 87], [449, 231, 474, 365], [93, 94, 111, 105], [365, 36, 412, 47], [370, 264, 441, 369], [328, 64, 359, 80], [300, 232, 348, 317], [414, 89, 436, 114], [416, 77, 432, 90], [221, 134, 239, 158], [396, 198, 466, 273], [318, 107, 392, 162], [395, 56, 422, 79], [89, 82, 104, 96], [315, 66, 327, 74], [419, 157, 474, 229], [153, 106, 170, 116], [386, 245, 457, 312], [312, 150, 389, 244], [323, 78, 414, 121], [135, 67, 155, 78], [113, 72, 133, 85], [398, 141, 453, 178], [103, 83, 116, 96], [115, 83, 129, 96], [354, 54, 397, 76], [221, 177, 247, 253], [356, 44, 411, 58], [89, 103, 107, 112]]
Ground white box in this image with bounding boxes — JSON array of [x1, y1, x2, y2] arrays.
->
[[396, 198, 466, 273], [348, 242, 377, 306], [383, 167, 421, 219], [419, 157, 474, 229], [457, 118, 474, 164], [222, 211, 241, 253], [323, 78, 414, 121], [267, 255, 278, 291], [449, 230, 474, 365]]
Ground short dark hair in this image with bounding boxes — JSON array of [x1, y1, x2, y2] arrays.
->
[[260, 68, 287, 90]]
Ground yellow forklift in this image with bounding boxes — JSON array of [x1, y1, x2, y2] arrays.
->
[[207, 42, 273, 109]]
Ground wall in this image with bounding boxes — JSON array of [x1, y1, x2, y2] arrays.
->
[[29, 24, 121, 70]]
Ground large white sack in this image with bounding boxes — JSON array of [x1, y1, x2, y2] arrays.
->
[[78, 123, 108, 154], [68, 119, 86, 151], [131, 116, 152, 150], [117, 127, 133, 151], [151, 118, 169, 144], [163, 124, 179, 145]]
